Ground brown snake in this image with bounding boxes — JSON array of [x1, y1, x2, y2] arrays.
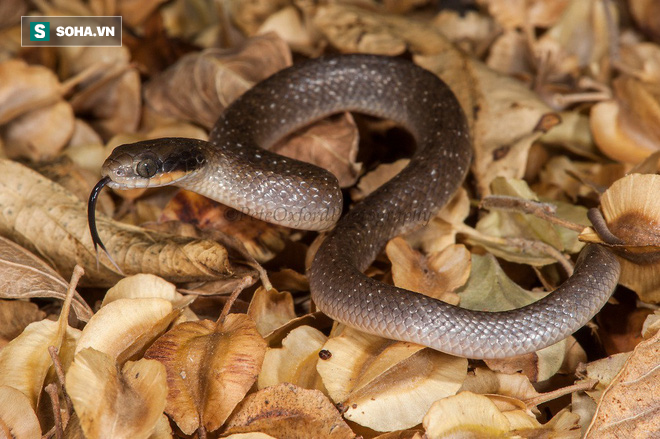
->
[[88, 55, 620, 359]]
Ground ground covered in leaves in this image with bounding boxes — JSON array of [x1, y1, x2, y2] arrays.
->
[[0, 0, 659, 438]]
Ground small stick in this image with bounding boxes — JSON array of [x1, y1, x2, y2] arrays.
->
[[480, 195, 585, 233]]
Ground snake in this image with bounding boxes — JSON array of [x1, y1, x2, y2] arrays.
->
[[88, 54, 621, 359]]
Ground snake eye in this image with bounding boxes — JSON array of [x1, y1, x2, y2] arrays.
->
[[136, 158, 160, 178]]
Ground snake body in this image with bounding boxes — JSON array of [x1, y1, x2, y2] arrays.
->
[[91, 55, 620, 359]]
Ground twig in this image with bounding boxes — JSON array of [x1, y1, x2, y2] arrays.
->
[[217, 276, 254, 325], [525, 378, 598, 408], [480, 195, 586, 233], [44, 383, 63, 439], [48, 346, 73, 418], [457, 224, 575, 276]]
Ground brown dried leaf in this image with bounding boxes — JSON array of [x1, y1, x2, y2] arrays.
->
[[317, 326, 467, 431], [404, 187, 471, 254], [75, 298, 180, 363], [223, 383, 354, 439], [0, 159, 236, 287], [227, 0, 290, 36], [585, 330, 660, 437], [0, 301, 45, 348], [247, 286, 297, 338], [423, 391, 581, 438], [258, 325, 327, 392], [62, 46, 140, 138], [2, 100, 74, 161], [0, 268, 81, 408], [415, 53, 554, 197], [0, 59, 62, 125], [143, 315, 267, 435], [0, 236, 92, 320], [272, 113, 361, 188], [313, 4, 452, 56], [257, 6, 318, 55], [432, 10, 499, 55], [0, 385, 41, 438], [386, 238, 468, 303], [629, 0, 660, 43], [350, 159, 408, 202], [66, 348, 167, 439], [160, 190, 289, 263], [591, 76, 660, 164], [477, 0, 570, 29], [536, 0, 616, 70], [487, 30, 531, 76], [144, 33, 292, 129], [536, 156, 626, 202], [101, 273, 182, 306]]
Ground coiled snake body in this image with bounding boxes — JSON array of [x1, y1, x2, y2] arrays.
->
[[89, 55, 620, 359]]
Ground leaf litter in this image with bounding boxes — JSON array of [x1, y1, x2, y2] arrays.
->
[[0, 0, 659, 437]]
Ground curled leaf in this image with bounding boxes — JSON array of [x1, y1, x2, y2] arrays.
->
[[75, 298, 179, 363], [66, 348, 167, 439]]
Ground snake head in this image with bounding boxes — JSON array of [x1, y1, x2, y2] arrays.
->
[[101, 138, 208, 189]]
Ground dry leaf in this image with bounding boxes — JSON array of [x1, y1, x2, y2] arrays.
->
[[247, 286, 297, 338], [61, 46, 140, 139], [0, 59, 62, 125], [223, 383, 354, 439], [317, 326, 467, 431], [0, 236, 92, 320], [478, 0, 570, 29], [227, 0, 290, 36], [101, 273, 181, 306], [0, 385, 41, 438], [2, 100, 75, 160], [75, 298, 181, 363], [258, 325, 327, 391], [414, 54, 554, 197], [313, 4, 452, 56], [161, 190, 289, 263], [66, 348, 167, 439], [0, 301, 45, 348], [351, 159, 409, 202], [144, 315, 266, 435], [144, 33, 291, 129], [585, 330, 660, 437], [591, 76, 660, 163], [536, 155, 626, 202], [0, 267, 81, 408], [0, 159, 237, 286], [257, 6, 318, 55], [272, 113, 361, 188], [423, 391, 581, 438], [630, 0, 660, 42], [386, 238, 468, 303], [536, 0, 616, 70]]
